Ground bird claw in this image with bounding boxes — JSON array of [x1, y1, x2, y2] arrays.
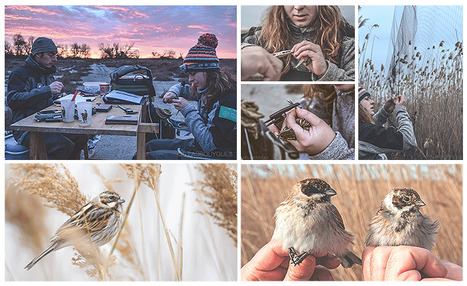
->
[[288, 247, 309, 266]]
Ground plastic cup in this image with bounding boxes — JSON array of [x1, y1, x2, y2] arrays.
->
[[61, 99, 75, 122], [77, 101, 92, 126]]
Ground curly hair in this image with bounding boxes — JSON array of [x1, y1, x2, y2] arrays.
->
[[303, 84, 337, 104], [259, 6, 353, 77]]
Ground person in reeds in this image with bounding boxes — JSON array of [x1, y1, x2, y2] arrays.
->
[[146, 33, 237, 160], [269, 84, 355, 160], [241, 5, 355, 81], [358, 88, 417, 159]]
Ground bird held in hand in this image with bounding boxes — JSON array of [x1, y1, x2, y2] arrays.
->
[[25, 191, 125, 270], [365, 188, 439, 250], [272, 178, 362, 267]]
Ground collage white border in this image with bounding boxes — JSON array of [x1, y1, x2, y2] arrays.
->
[[1, 0, 465, 284]]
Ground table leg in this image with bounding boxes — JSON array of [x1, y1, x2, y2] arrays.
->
[[136, 131, 146, 160], [29, 132, 48, 160]]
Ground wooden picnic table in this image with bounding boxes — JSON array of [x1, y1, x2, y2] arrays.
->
[[10, 95, 159, 160]]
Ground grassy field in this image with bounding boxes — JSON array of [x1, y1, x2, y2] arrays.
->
[[241, 164, 462, 281]]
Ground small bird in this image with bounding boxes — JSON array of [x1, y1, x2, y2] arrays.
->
[[25, 191, 125, 270], [365, 188, 439, 250], [272, 178, 362, 267]]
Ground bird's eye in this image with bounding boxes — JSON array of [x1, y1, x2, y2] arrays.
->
[[109, 196, 115, 200], [403, 197, 410, 202]]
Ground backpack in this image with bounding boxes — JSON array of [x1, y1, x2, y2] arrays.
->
[[109, 65, 156, 98]]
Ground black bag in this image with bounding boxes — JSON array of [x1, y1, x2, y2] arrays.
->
[[110, 65, 156, 98]]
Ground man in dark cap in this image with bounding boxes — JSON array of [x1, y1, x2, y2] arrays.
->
[[7, 37, 87, 159]]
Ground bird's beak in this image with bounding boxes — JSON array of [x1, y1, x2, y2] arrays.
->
[[325, 188, 337, 197], [416, 199, 426, 207], [118, 198, 125, 204]]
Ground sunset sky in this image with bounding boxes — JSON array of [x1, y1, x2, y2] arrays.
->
[[5, 5, 237, 58]]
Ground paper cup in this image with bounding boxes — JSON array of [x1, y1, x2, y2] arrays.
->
[[61, 99, 75, 122], [77, 101, 92, 126]]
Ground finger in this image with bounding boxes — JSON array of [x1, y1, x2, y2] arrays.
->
[[316, 254, 341, 269], [261, 56, 282, 81], [363, 246, 391, 281], [284, 255, 316, 281], [295, 108, 323, 126], [268, 124, 280, 137], [247, 240, 288, 272], [385, 246, 447, 280], [310, 265, 334, 281], [294, 44, 320, 59]]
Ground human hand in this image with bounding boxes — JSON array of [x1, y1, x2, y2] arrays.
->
[[291, 40, 328, 76], [283, 108, 335, 155], [363, 246, 461, 281], [241, 239, 340, 281], [241, 46, 283, 81], [394, 95, 406, 108], [163, 91, 178, 103], [173, 97, 189, 111], [383, 96, 396, 113], [49, 81, 64, 95]]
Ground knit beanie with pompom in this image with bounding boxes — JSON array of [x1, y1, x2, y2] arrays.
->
[[180, 33, 220, 72]]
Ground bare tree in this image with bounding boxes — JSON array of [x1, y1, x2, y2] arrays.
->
[[13, 34, 26, 56], [79, 44, 91, 58], [23, 36, 35, 55], [70, 42, 80, 58], [5, 41, 14, 57], [57, 43, 68, 58], [99, 42, 139, 59]]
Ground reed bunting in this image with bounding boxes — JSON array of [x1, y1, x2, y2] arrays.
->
[[25, 191, 125, 270], [272, 178, 362, 267], [365, 188, 439, 250]]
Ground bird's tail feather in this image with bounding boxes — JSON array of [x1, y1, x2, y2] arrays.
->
[[339, 249, 362, 268], [24, 244, 55, 270]]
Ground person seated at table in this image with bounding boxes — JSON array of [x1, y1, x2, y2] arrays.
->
[[241, 5, 355, 81], [7, 37, 87, 159], [147, 33, 237, 160]]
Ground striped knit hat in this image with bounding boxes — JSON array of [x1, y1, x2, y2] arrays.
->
[[180, 33, 220, 72], [358, 87, 371, 102]]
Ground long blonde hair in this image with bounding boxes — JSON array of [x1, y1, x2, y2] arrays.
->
[[260, 6, 352, 76]]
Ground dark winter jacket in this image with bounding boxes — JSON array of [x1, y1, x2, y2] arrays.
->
[[359, 105, 417, 160], [7, 55, 58, 143]]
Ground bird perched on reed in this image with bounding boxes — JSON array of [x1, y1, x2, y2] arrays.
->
[[365, 188, 439, 250], [25, 191, 125, 270], [272, 178, 361, 267]]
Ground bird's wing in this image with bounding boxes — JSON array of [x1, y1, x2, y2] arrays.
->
[[329, 204, 345, 230], [56, 204, 113, 234]]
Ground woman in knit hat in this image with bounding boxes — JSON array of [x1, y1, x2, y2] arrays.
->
[[358, 88, 417, 159], [241, 5, 355, 81], [146, 33, 237, 160]]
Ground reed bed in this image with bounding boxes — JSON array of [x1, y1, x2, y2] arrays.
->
[[359, 30, 463, 159], [241, 164, 462, 281]]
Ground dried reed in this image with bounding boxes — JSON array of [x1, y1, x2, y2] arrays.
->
[[120, 164, 182, 281], [192, 164, 237, 245], [241, 164, 462, 281], [359, 21, 463, 159]]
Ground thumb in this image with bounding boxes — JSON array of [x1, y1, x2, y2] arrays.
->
[[284, 255, 316, 281]]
